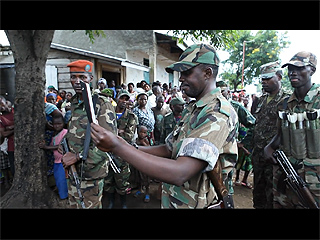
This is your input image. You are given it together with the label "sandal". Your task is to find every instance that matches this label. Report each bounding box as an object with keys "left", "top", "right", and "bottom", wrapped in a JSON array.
[
  {"left": 134, "top": 190, "right": 142, "bottom": 198},
  {"left": 241, "top": 182, "right": 253, "bottom": 189},
  {"left": 234, "top": 180, "right": 241, "bottom": 186},
  {"left": 144, "top": 194, "right": 150, "bottom": 203},
  {"left": 126, "top": 187, "right": 132, "bottom": 195}
]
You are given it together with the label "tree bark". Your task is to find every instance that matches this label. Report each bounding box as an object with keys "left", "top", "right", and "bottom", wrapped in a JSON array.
[{"left": 0, "top": 30, "right": 62, "bottom": 208}]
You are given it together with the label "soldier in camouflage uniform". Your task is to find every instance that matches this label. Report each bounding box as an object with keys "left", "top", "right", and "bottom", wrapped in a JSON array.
[
  {"left": 217, "top": 80, "right": 256, "bottom": 194},
  {"left": 252, "top": 61, "right": 291, "bottom": 209},
  {"left": 104, "top": 91, "right": 138, "bottom": 208},
  {"left": 61, "top": 60, "right": 117, "bottom": 209},
  {"left": 159, "top": 96, "right": 185, "bottom": 144},
  {"left": 264, "top": 51, "right": 320, "bottom": 208},
  {"left": 91, "top": 44, "right": 238, "bottom": 209}
]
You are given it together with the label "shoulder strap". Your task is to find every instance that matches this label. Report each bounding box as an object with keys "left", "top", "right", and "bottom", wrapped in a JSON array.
[
  {"left": 82, "top": 94, "right": 98, "bottom": 161},
  {"left": 282, "top": 96, "right": 290, "bottom": 110}
]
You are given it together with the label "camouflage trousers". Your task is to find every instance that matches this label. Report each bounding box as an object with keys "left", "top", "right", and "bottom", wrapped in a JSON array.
[
  {"left": 252, "top": 147, "right": 273, "bottom": 209},
  {"left": 104, "top": 161, "right": 130, "bottom": 195},
  {"left": 67, "top": 178, "right": 104, "bottom": 209},
  {"left": 273, "top": 158, "right": 320, "bottom": 209}
]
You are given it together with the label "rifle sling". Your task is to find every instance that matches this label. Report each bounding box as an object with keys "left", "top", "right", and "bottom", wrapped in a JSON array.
[{"left": 81, "top": 94, "right": 98, "bottom": 161}]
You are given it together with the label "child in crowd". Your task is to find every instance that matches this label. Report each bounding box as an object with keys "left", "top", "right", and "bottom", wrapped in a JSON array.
[
  {"left": 133, "top": 125, "right": 151, "bottom": 202},
  {"left": 39, "top": 115, "right": 68, "bottom": 200},
  {"left": 136, "top": 125, "right": 150, "bottom": 146}
]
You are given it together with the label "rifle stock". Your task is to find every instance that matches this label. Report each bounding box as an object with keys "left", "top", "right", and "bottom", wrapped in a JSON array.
[
  {"left": 61, "top": 138, "right": 86, "bottom": 209},
  {"left": 206, "top": 159, "right": 234, "bottom": 209}
]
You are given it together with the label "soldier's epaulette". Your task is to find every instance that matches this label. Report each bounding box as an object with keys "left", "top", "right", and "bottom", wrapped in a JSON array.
[{"left": 217, "top": 95, "right": 231, "bottom": 117}]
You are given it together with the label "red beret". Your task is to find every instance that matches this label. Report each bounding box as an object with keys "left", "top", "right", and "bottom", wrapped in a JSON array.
[{"left": 67, "top": 60, "right": 93, "bottom": 73}]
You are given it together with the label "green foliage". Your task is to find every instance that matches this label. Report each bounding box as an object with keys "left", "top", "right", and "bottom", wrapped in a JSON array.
[
  {"left": 72, "top": 30, "right": 106, "bottom": 44},
  {"left": 171, "top": 30, "right": 240, "bottom": 50},
  {"left": 221, "top": 30, "right": 291, "bottom": 91}
]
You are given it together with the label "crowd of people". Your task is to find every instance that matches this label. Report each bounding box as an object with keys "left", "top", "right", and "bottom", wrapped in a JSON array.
[{"left": 0, "top": 43, "right": 319, "bottom": 210}]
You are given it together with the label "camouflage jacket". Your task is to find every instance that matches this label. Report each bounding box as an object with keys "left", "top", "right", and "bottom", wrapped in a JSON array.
[
  {"left": 116, "top": 108, "right": 138, "bottom": 144},
  {"left": 253, "top": 89, "right": 290, "bottom": 149},
  {"left": 230, "top": 100, "right": 256, "bottom": 147},
  {"left": 162, "top": 88, "right": 238, "bottom": 208},
  {"left": 277, "top": 83, "right": 320, "bottom": 205},
  {"left": 159, "top": 112, "right": 180, "bottom": 144},
  {"left": 65, "top": 94, "right": 117, "bottom": 180}
]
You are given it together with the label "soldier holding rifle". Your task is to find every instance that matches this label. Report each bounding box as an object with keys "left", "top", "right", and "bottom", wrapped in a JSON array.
[
  {"left": 61, "top": 60, "right": 117, "bottom": 209},
  {"left": 91, "top": 44, "right": 238, "bottom": 208},
  {"left": 264, "top": 52, "right": 320, "bottom": 209}
]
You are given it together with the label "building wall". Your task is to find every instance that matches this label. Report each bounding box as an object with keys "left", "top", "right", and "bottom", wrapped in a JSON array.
[{"left": 52, "top": 30, "right": 154, "bottom": 59}]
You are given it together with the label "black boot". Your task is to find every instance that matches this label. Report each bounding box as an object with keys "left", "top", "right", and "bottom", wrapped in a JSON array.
[
  {"left": 119, "top": 194, "right": 127, "bottom": 209},
  {"left": 107, "top": 193, "right": 115, "bottom": 209}
]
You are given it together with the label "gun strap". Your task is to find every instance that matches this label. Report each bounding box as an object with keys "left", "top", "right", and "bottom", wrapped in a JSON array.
[{"left": 82, "top": 94, "right": 98, "bottom": 161}]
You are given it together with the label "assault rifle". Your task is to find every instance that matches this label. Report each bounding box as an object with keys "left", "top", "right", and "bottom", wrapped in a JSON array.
[
  {"left": 273, "top": 150, "right": 319, "bottom": 209},
  {"left": 206, "top": 160, "right": 234, "bottom": 209},
  {"left": 61, "top": 138, "right": 86, "bottom": 209}
]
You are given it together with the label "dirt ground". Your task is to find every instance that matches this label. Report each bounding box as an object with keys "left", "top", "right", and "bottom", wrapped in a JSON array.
[
  {"left": 104, "top": 170, "right": 254, "bottom": 209},
  {"left": 1, "top": 170, "right": 254, "bottom": 209}
]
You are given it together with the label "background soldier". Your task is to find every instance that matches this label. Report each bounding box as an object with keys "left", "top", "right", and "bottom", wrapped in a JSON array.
[
  {"left": 265, "top": 51, "right": 319, "bottom": 208},
  {"left": 217, "top": 80, "right": 256, "bottom": 194},
  {"left": 90, "top": 44, "right": 238, "bottom": 208},
  {"left": 61, "top": 60, "right": 117, "bottom": 209},
  {"left": 159, "top": 96, "right": 185, "bottom": 144},
  {"left": 252, "top": 61, "right": 290, "bottom": 209},
  {"left": 104, "top": 91, "right": 138, "bottom": 208}
]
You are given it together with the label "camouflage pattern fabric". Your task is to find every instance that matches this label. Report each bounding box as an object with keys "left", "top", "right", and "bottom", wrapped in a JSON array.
[
  {"left": 159, "top": 112, "right": 179, "bottom": 144},
  {"left": 162, "top": 88, "right": 238, "bottom": 208},
  {"left": 252, "top": 88, "right": 290, "bottom": 208},
  {"left": 282, "top": 51, "right": 317, "bottom": 68},
  {"left": 253, "top": 89, "right": 291, "bottom": 149},
  {"left": 68, "top": 178, "right": 104, "bottom": 209},
  {"left": 65, "top": 93, "right": 117, "bottom": 208},
  {"left": 259, "top": 61, "right": 282, "bottom": 78},
  {"left": 274, "top": 83, "right": 320, "bottom": 208},
  {"left": 104, "top": 108, "right": 138, "bottom": 195},
  {"left": 165, "top": 43, "right": 220, "bottom": 73},
  {"left": 116, "top": 108, "right": 138, "bottom": 144},
  {"left": 65, "top": 94, "right": 117, "bottom": 180}
]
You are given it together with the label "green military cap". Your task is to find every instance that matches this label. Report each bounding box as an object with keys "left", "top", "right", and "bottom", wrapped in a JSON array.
[
  {"left": 282, "top": 51, "right": 317, "bottom": 69},
  {"left": 118, "top": 90, "right": 130, "bottom": 99},
  {"left": 169, "top": 96, "right": 185, "bottom": 105},
  {"left": 165, "top": 43, "right": 220, "bottom": 73},
  {"left": 216, "top": 80, "right": 229, "bottom": 91},
  {"left": 260, "top": 61, "right": 282, "bottom": 79},
  {"left": 101, "top": 88, "right": 114, "bottom": 97}
]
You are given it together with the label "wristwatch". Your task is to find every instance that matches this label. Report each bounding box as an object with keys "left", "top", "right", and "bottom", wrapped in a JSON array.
[{"left": 76, "top": 152, "right": 83, "bottom": 161}]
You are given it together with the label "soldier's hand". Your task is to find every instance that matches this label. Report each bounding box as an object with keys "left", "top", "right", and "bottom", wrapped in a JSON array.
[
  {"left": 62, "top": 152, "right": 78, "bottom": 168},
  {"left": 91, "top": 123, "right": 120, "bottom": 152},
  {"left": 263, "top": 146, "right": 277, "bottom": 165},
  {"left": 57, "top": 143, "right": 64, "bottom": 155}
]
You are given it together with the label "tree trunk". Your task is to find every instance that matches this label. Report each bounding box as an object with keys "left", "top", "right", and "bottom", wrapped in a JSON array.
[{"left": 0, "top": 30, "right": 62, "bottom": 208}]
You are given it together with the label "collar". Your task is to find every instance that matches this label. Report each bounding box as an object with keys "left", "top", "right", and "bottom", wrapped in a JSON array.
[
  {"left": 288, "top": 83, "right": 320, "bottom": 104},
  {"left": 195, "top": 88, "right": 221, "bottom": 108}
]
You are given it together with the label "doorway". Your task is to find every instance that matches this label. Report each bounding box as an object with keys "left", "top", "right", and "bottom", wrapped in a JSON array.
[{"left": 102, "top": 71, "right": 121, "bottom": 88}]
